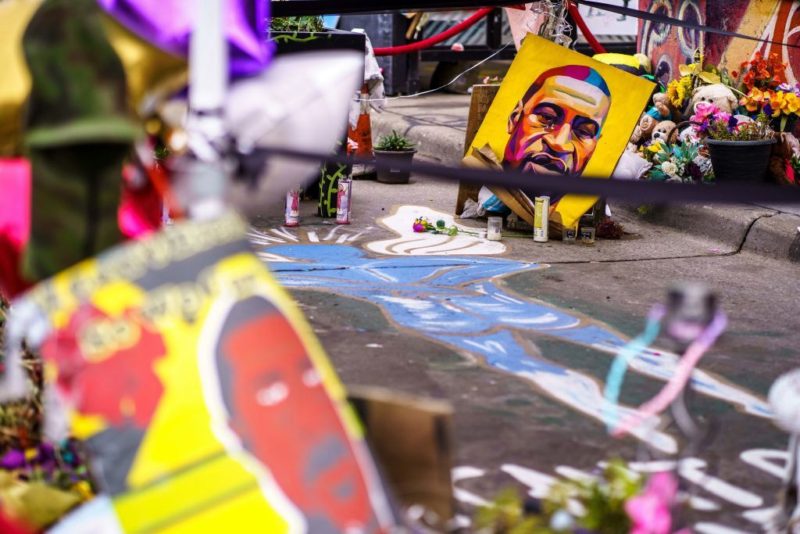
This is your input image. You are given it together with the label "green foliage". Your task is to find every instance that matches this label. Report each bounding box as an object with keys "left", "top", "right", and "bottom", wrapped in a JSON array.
[
  {"left": 154, "top": 144, "right": 170, "bottom": 161},
  {"left": 548, "top": 460, "right": 642, "bottom": 534},
  {"left": 708, "top": 112, "right": 773, "bottom": 141},
  {"left": 375, "top": 130, "right": 416, "bottom": 152},
  {"left": 792, "top": 153, "right": 800, "bottom": 173},
  {"left": 474, "top": 460, "right": 644, "bottom": 534},
  {"left": 474, "top": 488, "right": 553, "bottom": 533},
  {"left": 269, "top": 16, "right": 325, "bottom": 33},
  {"left": 645, "top": 141, "right": 714, "bottom": 183}
]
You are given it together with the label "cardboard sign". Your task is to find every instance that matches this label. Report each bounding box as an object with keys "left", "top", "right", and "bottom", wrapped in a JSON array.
[
  {"left": 11, "top": 213, "right": 394, "bottom": 532},
  {"left": 465, "top": 35, "right": 654, "bottom": 232}
]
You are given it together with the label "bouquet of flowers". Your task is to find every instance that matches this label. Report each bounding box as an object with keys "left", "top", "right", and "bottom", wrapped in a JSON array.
[
  {"left": 666, "top": 56, "right": 722, "bottom": 112},
  {"left": 412, "top": 216, "right": 459, "bottom": 236},
  {"left": 645, "top": 141, "right": 713, "bottom": 183},
  {"left": 739, "top": 82, "right": 800, "bottom": 132},
  {"left": 731, "top": 52, "right": 787, "bottom": 92},
  {"left": 690, "top": 102, "right": 731, "bottom": 136},
  {"left": 474, "top": 461, "right": 690, "bottom": 534},
  {"left": 707, "top": 112, "right": 773, "bottom": 142}
]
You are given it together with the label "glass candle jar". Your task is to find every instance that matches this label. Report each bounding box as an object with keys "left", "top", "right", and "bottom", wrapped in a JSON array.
[{"left": 487, "top": 217, "right": 502, "bottom": 241}]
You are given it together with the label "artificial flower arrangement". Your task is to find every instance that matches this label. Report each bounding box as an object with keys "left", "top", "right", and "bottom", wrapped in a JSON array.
[
  {"left": 689, "top": 102, "right": 773, "bottom": 142},
  {"left": 731, "top": 51, "right": 787, "bottom": 92},
  {"left": 739, "top": 83, "right": 800, "bottom": 133},
  {"left": 474, "top": 461, "right": 689, "bottom": 534},
  {"left": 705, "top": 111, "right": 773, "bottom": 142},
  {"left": 665, "top": 54, "right": 723, "bottom": 113},
  {"left": 644, "top": 140, "right": 713, "bottom": 183},
  {"left": 728, "top": 52, "right": 800, "bottom": 133}
]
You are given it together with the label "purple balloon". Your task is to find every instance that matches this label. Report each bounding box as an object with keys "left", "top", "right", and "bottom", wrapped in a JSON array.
[
  {"left": 97, "top": 0, "right": 273, "bottom": 77},
  {"left": 0, "top": 449, "right": 26, "bottom": 470}
]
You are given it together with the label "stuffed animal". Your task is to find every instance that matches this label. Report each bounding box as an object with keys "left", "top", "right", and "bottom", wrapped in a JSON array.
[
  {"left": 646, "top": 93, "right": 672, "bottom": 121},
  {"left": 630, "top": 113, "right": 658, "bottom": 146},
  {"left": 690, "top": 83, "right": 738, "bottom": 114},
  {"left": 770, "top": 132, "right": 800, "bottom": 185},
  {"left": 651, "top": 120, "right": 678, "bottom": 145},
  {"left": 678, "top": 125, "right": 698, "bottom": 145}
]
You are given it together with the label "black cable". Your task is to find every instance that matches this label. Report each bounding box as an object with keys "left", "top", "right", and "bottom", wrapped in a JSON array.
[
  {"left": 255, "top": 146, "right": 800, "bottom": 205},
  {"left": 575, "top": 0, "right": 800, "bottom": 49},
  {"left": 270, "top": 0, "right": 800, "bottom": 50}
]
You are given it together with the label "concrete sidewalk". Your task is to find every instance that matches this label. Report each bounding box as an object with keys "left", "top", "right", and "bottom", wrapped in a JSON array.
[{"left": 371, "top": 93, "right": 800, "bottom": 263}]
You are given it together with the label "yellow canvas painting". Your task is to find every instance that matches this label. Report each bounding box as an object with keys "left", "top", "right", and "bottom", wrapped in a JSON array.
[
  {"left": 13, "top": 214, "right": 394, "bottom": 532},
  {"left": 466, "top": 35, "right": 654, "bottom": 232}
]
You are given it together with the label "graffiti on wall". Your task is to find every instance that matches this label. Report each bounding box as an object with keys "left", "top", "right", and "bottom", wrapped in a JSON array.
[
  {"left": 638, "top": 0, "right": 706, "bottom": 87},
  {"left": 706, "top": 0, "right": 800, "bottom": 84},
  {"left": 638, "top": 0, "right": 800, "bottom": 86}
]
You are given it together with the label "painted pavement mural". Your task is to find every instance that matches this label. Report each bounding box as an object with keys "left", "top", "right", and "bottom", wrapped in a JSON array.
[{"left": 249, "top": 205, "right": 790, "bottom": 532}]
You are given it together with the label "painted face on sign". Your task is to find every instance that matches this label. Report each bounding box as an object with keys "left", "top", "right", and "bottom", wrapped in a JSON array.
[
  {"left": 504, "top": 67, "right": 610, "bottom": 177},
  {"left": 217, "top": 298, "right": 378, "bottom": 533}
]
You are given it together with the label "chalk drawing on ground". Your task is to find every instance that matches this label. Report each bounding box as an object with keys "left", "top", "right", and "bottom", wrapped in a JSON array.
[
  {"left": 255, "top": 242, "right": 772, "bottom": 454},
  {"left": 368, "top": 205, "right": 506, "bottom": 256},
  {"left": 249, "top": 205, "right": 505, "bottom": 259}
]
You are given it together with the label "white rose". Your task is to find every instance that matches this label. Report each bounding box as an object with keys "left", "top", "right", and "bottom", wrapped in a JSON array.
[{"left": 661, "top": 161, "right": 678, "bottom": 177}]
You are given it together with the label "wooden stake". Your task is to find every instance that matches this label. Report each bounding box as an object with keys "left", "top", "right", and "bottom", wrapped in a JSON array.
[{"left": 455, "top": 83, "right": 500, "bottom": 215}]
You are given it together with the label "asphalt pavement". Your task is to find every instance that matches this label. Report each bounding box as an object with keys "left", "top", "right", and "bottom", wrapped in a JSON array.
[
  {"left": 249, "top": 166, "right": 800, "bottom": 532},
  {"left": 371, "top": 93, "right": 800, "bottom": 264}
]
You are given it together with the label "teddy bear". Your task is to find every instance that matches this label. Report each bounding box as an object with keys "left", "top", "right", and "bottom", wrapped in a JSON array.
[
  {"left": 646, "top": 93, "right": 672, "bottom": 121},
  {"left": 689, "top": 83, "right": 738, "bottom": 114},
  {"left": 650, "top": 120, "right": 678, "bottom": 145},
  {"left": 770, "top": 132, "right": 800, "bottom": 185},
  {"left": 629, "top": 113, "right": 658, "bottom": 147}
]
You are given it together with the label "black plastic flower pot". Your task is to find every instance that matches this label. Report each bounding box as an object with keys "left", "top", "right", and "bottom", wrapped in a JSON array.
[
  {"left": 375, "top": 149, "right": 416, "bottom": 184},
  {"left": 706, "top": 138, "right": 775, "bottom": 182}
]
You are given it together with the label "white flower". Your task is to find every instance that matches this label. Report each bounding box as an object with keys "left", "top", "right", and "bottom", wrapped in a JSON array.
[
  {"left": 693, "top": 155, "right": 713, "bottom": 175},
  {"left": 661, "top": 160, "right": 678, "bottom": 177}
]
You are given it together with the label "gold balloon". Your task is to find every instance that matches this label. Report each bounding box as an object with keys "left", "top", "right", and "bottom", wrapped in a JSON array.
[
  {"left": 0, "top": 0, "right": 43, "bottom": 157},
  {"left": 0, "top": 1, "right": 187, "bottom": 157},
  {"left": 101, "top": 14, "right": 188, "bottom": 118}
]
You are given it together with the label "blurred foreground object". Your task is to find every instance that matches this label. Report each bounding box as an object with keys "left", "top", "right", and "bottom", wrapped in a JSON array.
[
  {"left": 4, "top": 213, "right": 396, "bottom": 531},
  {"left": 349, "top": 386, "right": 454, "bottom": 529},
  {"left": 21, "top": 0, "right": 137, "bottom": 282}
]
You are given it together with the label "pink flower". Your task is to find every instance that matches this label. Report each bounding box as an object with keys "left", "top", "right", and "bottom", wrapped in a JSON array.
[
  {"left": 714, "top": 111, "right": 731, "bottom": 124},
  {"left": 625, "top": 472, "right": 678, "bottom": 534},
  {"left": 413, "top": 223, "right": 425, "bottom": 233},
  {"left": 690, "top": 102, "right": 719, "bottom": 123}
]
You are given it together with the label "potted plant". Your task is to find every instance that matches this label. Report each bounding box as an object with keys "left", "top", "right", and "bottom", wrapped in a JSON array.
[
  {"left": 374, "top": 130, "right": 416, "bottom": 184},
  {"left": 702, "top": 109, "right": 775, "bottom": 182}
]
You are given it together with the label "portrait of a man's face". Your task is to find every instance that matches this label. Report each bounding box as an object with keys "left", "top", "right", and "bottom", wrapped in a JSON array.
[
  {"left": 465, "top": 35, "right": 653, "bottom": 234},
  {"left": 503, "top": 65, "right": 611, "bottom": 177}
]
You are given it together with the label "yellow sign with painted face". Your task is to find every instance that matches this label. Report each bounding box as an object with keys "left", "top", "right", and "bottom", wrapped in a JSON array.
[
  {"left": 466, "top": 35, "right": 654, "bottom": 232},
  {"left": 14, "top": 213, "right": 394, "bottom": 532}
]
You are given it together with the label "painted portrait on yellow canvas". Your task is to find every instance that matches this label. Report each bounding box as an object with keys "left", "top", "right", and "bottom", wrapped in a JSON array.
[{"left": 465, "top": 35, "right": 654, "bottom": 233}]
